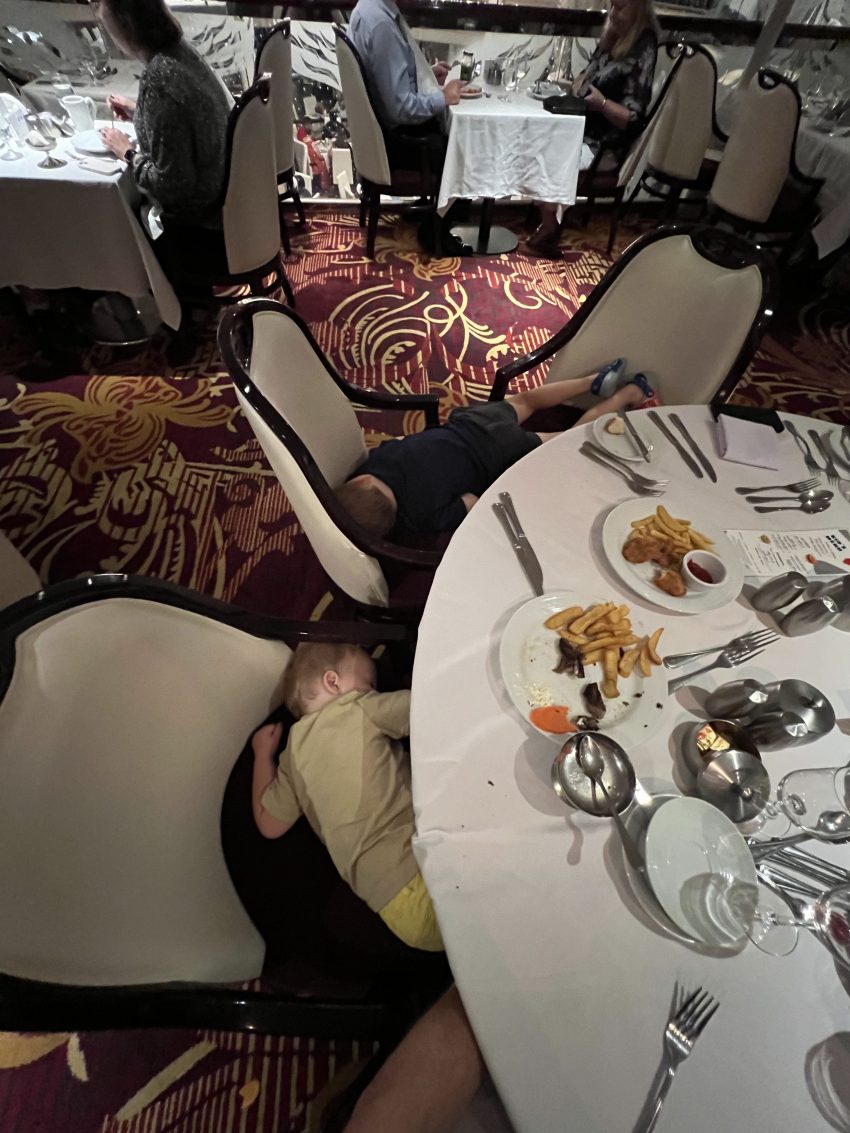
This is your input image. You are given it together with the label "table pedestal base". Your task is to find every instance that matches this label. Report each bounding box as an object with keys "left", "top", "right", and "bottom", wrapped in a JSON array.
[{"left": 451, "top": 197, "right": 518, "bottom": 256}]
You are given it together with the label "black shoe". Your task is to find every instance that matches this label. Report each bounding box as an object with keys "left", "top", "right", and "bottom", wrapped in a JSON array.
[{"left": 401, "top": 202, "right": 435, "bottom": 222}]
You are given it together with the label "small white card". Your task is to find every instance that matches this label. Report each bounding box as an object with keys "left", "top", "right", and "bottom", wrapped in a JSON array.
[
  {"left": 726, "top": 527, "right": 850, "bottom": 577},
  {"left": 716, "top": 416, "right": 782, "bottom": 470}
]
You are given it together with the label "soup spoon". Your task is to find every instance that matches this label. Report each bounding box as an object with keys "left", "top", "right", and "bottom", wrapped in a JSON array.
[{"left": 754, "top": 498, "right": 832, "bottom": 515}]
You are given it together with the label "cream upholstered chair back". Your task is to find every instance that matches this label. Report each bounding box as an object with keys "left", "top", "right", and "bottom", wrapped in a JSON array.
[
  {"left": 222, "top": 75, "right": 281, "bottom": 275},
  {"left": 710, "top": 70, "right": 800, "bottom": 224},
  {"left": 222, "top": 302, "right": 389, "bottom": 608},
  {"left": 543, "top": 229, "right": 768, "bottom": 405},
  {"left": 648, "top": 46, "right": 717, "bottom": 181},
  {"left": 0, "top": 590, "right": 284, "bottom": 985},
  {"left": 256, "top": 20, "right": 295, "bottom": 178},
  {"left": 334, "top": 25, "right": 391, "bottom": 187},
  {"left": 617, "top": 46, "right": 685, "bottom": 189},
  {"left": 0, "top": 533, "right": 39, "bottom": 609}
]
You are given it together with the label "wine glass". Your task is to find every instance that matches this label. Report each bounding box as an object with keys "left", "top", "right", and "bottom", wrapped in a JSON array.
[
  {"left": 0, "top": 119, "right": 23, "bottom": 162},
  {"left": 747, "top": 880, "right": 800, "bottom": 957},
  {"left": 33, "top": 117, "right": 66, "bottom": 170},
  {"left": 778, "top": 763, "right": 850, "bottom": 835}
]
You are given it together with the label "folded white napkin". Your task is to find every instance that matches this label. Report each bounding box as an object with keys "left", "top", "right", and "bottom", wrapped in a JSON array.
[
  {"left": 715, "top": 415, "right": 783, "bottom": 470},
  {"left": 76, "top": 156, "right": 121, "bottom": 176}
]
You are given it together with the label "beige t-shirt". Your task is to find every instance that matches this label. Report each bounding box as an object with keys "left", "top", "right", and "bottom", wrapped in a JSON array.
[{"left": 261, "top": 689, "right": 419, "bottom": 912}]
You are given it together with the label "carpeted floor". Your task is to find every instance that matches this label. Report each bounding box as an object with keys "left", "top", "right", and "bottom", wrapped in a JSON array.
[{"left": 0, "top": 206, "right": 848, "bottom": 1133}]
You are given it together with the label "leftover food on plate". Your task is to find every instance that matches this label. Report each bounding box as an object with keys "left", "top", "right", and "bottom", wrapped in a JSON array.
[
  {"left": 622, "top": 506, "right": 716, "bottom": 597},
  {"left": 606, "top": 416, "right": 626, "bottom": 435},
  {"left": 528, "top": 599, "right": 664, "bottom": 731}
]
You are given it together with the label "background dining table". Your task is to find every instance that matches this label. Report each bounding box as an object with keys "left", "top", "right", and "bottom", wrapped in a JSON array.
[
  {"left": 438, "top": 89, "right": 586, "bottom": 255},
  {"left": 0, "top": 122, "right": 180, "bottom": 331},
  {"left": 411, "top": 405, "right": 850, "bottom": 1133}
]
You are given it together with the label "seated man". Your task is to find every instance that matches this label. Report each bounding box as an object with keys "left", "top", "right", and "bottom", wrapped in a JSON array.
[
  {"left": 348, "top": 0, "right": 464, "bottom": 174},
  {"left": 335, "top": 364, "right": 656, "bottom": 537}
]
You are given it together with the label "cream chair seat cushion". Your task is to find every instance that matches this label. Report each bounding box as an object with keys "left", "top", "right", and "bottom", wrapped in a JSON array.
[
  {"left": 0, "top": 533, "right": 39, "bottom": 610},
  {"left": 0, "top": 599, "right": 287, "bottom": 985}
]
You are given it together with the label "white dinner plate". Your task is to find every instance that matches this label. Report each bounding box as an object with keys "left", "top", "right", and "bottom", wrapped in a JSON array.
[
  {"left": 644, "top": 796, "right": 757, "bottom": 947},
  {"left": 498, "top": 590, "right": 667, "bottom": 745},
  {"left": 601, "top": 498, "right": 744, "bottom": 614},
  {"left": 459, "top": 87, "right": 483, "bottom": 99},
  {"left": 74, "top": 125, "right": 135, "bottom": 156},
  {"left": 592, "top": 412, "right": 656, "bottom": 464}
]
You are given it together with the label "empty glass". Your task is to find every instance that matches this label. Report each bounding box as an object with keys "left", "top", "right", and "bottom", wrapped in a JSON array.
[
  {"left": 0, "top": 119, "right": 23, "bottom": 161},
  {"left": 778, "top": 763, "right": 850, "bottom": 834}
]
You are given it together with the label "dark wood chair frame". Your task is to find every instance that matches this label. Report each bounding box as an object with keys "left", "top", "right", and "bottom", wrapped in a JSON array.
[
  {"left": 217, "top": 299, "right": 444, "bottom": 620},
  {"left": 333, "top": 24, "right": 440, "bottom": 259},
  {"left": 254, "top": 19, "right": 307, "bottom": 258},
  {"left": 487, "top": 222, "right": 779, "bottom": 405},
  {"left": 176, "top": 75, "right": 295, "bottom": 308},
  {"left": 0, "top": 572, "right": 428, "bottom": 1039},
  {"left": 627, "top": 41, "right": 729, "bottom": 221},
  {"left": 705, "top": 69, "right": 825, "bottom": 262}
]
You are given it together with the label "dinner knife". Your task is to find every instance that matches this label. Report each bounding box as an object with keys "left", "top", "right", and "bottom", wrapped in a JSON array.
[
  {"left": 646, "top": 410, "right": 703, "bottom": 479},
  {"left": 499, "top": 491, "right": 545, "bottom": 596},
  {"left": 668, "top": 412, "right": 717, "bottom": 482},
  {"left": 618, "top": 409, "right": 651, "bottom": 463},
  {"left": 810, "top": 430, "right": 840, "bottom": 482},
  {"left": 492, "top": 502, "right": 544, "bottom": 597}
]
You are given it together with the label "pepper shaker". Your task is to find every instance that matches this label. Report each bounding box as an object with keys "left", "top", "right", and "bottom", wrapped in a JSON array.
[{"left": 750, "top": 572, "right": 809, "bottom": 612}]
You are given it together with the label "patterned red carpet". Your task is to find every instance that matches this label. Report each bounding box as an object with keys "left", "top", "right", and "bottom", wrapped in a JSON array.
[{"left": 0, "top": 207, "right": 848, "bottom": 1133}]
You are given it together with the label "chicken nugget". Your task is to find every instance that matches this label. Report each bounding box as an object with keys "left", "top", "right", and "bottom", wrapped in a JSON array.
[{"left": 654, "top": 568, "right": 687, "bottom": 598}]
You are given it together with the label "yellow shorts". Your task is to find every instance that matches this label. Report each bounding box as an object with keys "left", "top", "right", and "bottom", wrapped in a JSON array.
[{"left": 378, "top": 872, "right": 444, "bottom": 952}]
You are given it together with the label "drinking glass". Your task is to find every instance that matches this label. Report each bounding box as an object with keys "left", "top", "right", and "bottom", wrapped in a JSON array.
[
  {"left": 777, "top": 763, "right": 850, "bottom": 834},
  {"left": 747, "top": 884, "right": 800, "bottom": 957},
  {"left": 0, "top": 120, "right": 23, "bottom": 162}
]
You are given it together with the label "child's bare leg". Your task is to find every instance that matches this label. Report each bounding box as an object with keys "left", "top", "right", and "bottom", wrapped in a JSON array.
[
  {"left": 506, "top": 373, "right": 602, "bottom": 423},
  {"left": 343, "top": 985, "right": 484, "bottom": 1133},
  {"left": 574, "top": 382, "right": 645, "bottom": 427}
]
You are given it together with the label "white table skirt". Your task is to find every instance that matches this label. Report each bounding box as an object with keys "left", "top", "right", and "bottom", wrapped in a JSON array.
[
  {"left": 411, "top": 406, "right": 850, "bottom": 1133},
  {"left": 0, "top": 125, "right": 180, "bottom": 330},
  {"left": 796, "top": 123, "right": 850, "bottom": 257},
  {"left": 438, "top": 94, "right": 586, "bottom": 212}
]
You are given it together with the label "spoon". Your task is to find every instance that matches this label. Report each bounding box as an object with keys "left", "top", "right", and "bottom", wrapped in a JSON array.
[
  {"left": 746, "top": 490, "right": 834, "bottom": 505},
  {"left": 577, "top": 735, "right": 646, "bottom": 875},
  {"left": 750, "top": 810, "right": 850, "bottom": 862},
  {"left": 754, "top": 499, "right": 832, "bottom": 515}
]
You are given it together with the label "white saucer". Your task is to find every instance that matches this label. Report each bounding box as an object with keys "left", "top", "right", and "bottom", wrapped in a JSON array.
[{"left": 592, "top": 412, "right": 656, "bottom": 464}]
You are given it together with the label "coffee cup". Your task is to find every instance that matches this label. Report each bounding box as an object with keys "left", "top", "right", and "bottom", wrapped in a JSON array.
[{"left": 61, "top": 94, "right": 96, "bottom": 133}]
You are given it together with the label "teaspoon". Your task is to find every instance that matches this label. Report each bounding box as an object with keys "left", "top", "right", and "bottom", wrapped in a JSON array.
[
  {"left": 747, "top": 489, "right": 833, "bottom": 505},
  {"left": 754, "top": 499, "right": 832, "bottom": 515},
  {"left": 577, "top": 735, "right": 646, "bottom": 876}
]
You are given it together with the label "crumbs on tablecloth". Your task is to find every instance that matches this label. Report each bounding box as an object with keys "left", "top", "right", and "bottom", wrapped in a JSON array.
[
  {"left": 656, "top": 703, "right": 663, "bottom": 709},
  {"left": 487, "top": 780, "right": 494, "bottom": 786}
]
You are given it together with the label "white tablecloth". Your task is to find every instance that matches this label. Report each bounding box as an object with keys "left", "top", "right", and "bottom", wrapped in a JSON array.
[
  {"left": 796, "top": 122, "right": 850, "bottom": 257},
  {"left": 438, "top": 93, "right": 586, "bottom": 212},
  {"left": 411, "top": 406, "right": 850, "bottom": 1133},
  {"left": 0, "top": 124, "right": 180, "bottom": 330}
]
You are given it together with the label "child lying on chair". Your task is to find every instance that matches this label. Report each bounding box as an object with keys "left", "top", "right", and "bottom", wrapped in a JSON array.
[
  {"left": 251, "top": 642, "right": 442, "bottom": 952},
  {"left": 334, "top": 362, "right": 657, "bottom": 538}
]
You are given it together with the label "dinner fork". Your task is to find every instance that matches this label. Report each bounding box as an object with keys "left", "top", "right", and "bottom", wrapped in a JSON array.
[
  {"left": 667, "top": 641, "right": 768, "bottom": 694},
  {"left": 785, "top": 421, "right": 823, "bottom": 479},
  {"left": 663, "top": 628, "right": 778, "bottom": 669},
  {"left": 636, "top": 987, "right": 719, "bottom": 1133},
  {"left": 581, "top": 441, "right": 669, "bottom": 490},
  {"left": 810, "top": 431, "right": 840, "bottom": 487},
  {"left": 579, "top": 443, "right": 665, "bottom": 497},
  {"left": 734, "top": 477, "right": 819, "bottom": 495}
]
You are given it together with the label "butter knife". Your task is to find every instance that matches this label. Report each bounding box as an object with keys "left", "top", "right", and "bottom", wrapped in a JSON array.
[
  {"left": 618, "top": 409, "right": 651, "bottom": 463},
  {"left": 646, "top": 410, "right": 703, "bottom": 479},
  {"left": 493, "top": 501, "right": 544, "bottom": 597},
  {"left": 499, "top": 491, "right": 544, "bottom": 596},
  {"left": 668, "top": 413, "right": 717, "bottom": 482}
]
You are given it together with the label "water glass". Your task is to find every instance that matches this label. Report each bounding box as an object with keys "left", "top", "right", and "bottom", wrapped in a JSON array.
[{"left": 778, "top": 763, "right": 850, "bottom": 834}]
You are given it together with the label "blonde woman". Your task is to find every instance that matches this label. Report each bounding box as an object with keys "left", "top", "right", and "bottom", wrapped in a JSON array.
[{"left": 528, "top": 0, "right": 659, "bottom": 256}]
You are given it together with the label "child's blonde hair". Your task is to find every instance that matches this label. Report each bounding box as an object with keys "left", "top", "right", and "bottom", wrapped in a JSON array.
[{"left": 282, "top": 642, "right": 361, "bottom": 718}]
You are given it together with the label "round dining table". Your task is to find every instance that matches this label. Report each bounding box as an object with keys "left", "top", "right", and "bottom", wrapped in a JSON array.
[{"left": 411, "top": 404, "right": 850, "bottom": 1133}]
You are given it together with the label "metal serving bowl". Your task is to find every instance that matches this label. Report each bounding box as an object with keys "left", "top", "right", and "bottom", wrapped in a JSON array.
[
  {"left": 551, "top": 732, "right": 636, "bottom": 816},
  {"left": 681, "top": 718, "right": 761, "bottom": 778}
]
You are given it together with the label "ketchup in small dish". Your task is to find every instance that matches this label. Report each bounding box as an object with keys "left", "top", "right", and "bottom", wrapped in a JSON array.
[
  {"left": 687, "top": 560, "right": 714, "bottom": 584},
  {"left": 682, "top": 549, "right": 727, "bottom": 593}
]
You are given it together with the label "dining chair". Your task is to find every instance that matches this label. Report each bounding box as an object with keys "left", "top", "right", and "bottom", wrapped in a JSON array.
[
  {"left": 333, "top": 25, "right": 438, "bottom": 258},
  {"left": 177, "top": 74, "right": 295, "bottom": 308},
  {"left": 0, "top": 573, "right": 446, "bottom": 1037},
  {"left": 488, "top": 223, "right": 777, "bottom": 407},
  {"left": 626, "top": 42, "right": 727, "bottom": 220},
  {"left": 255, "top": 19, "right": 306, "bottom": 256},
  {"left": 707, "top": 70, "right": 824, "bottom": 258},
  {"left": 0, "top": 532, "right": 39, "bottom": 610},
  {"left": 217, "top": 299, "right": 444, "bottom": 619}
]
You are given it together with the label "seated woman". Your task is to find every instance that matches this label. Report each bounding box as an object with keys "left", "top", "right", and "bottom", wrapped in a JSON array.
[
  {"left": 95, "top": 0, "right": 232, "bottom": 282},
  {"left": 528, "top": 0, "right": 659, "bottom": 257}
]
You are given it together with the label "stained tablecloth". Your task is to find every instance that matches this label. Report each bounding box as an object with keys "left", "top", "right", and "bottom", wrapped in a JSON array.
[
  {"left": 411, "top": 405, "right": 850, "bottom": 1133},
  {"left": 0, "top": 124, "right": 180, "bottom": 330},
  {"left": 438, "top": 93, "right": 586, "bottom": 212}
]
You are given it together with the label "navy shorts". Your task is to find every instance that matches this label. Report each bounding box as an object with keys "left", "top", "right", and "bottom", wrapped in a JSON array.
[{"left": 446, "top": 401, "right": 541, "bottom": 483}]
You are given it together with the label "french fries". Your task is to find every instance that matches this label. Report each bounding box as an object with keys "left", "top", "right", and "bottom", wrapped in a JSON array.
[
  {"left": 542, "top": 600, "right": 664, "bottom": 701},
  {"left": 626, "top": 506, "right": 713, "bottom": 557}
]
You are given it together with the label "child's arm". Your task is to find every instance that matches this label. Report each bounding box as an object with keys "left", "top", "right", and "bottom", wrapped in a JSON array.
[
  {"left": 251, "top": 723, "right": 298, "bottom": 839},
  {"left": 359, "top": 689, "right": 411, "bottom": 739}
]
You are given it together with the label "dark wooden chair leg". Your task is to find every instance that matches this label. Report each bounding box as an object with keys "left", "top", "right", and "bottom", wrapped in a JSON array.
[
  {"left": 279, "top": 202, "right": 292, "bottom": 256},
  {"left": 662, "top": 185, "right": 682, "bottom": 222},
  {"left": 290, "top": 180, "right": 306, "bottom": 227},
  {"left": 278, "top": 257, "right": 296, "bottom": 308},
  {"left": 607, "top": 188, "right": 625, "bottom": 255},
  {"left": 359, "top": 181, "right": 368, "bottom": 228},
  {"left": 366, "top": 188, "right": 380, "bottom": 259}
]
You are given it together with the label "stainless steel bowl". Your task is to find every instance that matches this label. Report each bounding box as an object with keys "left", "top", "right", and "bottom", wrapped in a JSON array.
[
  {"left": 551, "top": 732, "right": 636, "bottom": 816},
  {"left": 681, "top": 718, "right": 761, "bottom": 778},
  {"left": 696, "top": 749, "right": 771, "bottom": 823}
]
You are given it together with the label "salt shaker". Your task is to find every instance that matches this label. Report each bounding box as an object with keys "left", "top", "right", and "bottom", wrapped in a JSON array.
[
  {"left": 750, "top": 572, "right": 809, "bottom": 612},
  {"left": 779, "top": 595, "right": 840, "bottom": 636}
]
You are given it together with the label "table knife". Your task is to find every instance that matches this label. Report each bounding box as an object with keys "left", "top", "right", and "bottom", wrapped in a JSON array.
[
  {"left": 646, "top": 410, "right": 703, "bottom": 479},
  {"left": 668, "top": 412, "right": 717, "bottom": 482},
  {"left": 618, "top": 409, "right": 651, "bottom": 463},
  {"left": 499, "top": 491, "right": 544, "bottom": 596},
  {"left": 492, "top": 502, "right": 544, "bottom": 597},
  {"left": 810, "top": 430, "right": 840, "bottom": 482}
]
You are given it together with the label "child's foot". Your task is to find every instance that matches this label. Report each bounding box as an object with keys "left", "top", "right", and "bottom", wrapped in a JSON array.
[
  {"left": 590, "top": 358, "right": 626, "bottom": 398},
  {"left": 252, "top": 721, "right": 283, "bottom": 759},
  {"left": 626, "top": 372, "right": 656, "bottom": 403}
]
